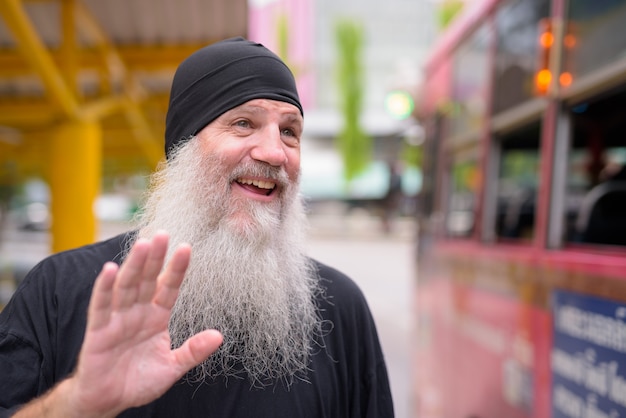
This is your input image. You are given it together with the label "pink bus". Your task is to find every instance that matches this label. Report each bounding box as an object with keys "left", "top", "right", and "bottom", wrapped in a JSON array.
[{"left": 415, "top": 0, "right": 626, "bottom": 417}]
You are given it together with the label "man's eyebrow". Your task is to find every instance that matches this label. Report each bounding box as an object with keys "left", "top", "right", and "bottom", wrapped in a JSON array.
[{"left": 283, "top": 113, "right": 303, "bottom": 124}]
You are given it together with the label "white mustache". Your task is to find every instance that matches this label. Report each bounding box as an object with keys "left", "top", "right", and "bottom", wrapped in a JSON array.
[{"left": 133, "top": 138, "right": 322, "bottom": 388}]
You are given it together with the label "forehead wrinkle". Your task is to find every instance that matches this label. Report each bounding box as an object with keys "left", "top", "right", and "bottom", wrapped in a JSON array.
[
  {"left": 224, "top": 106, "right": 304, "bottom": 135},
  {"left": 232, "top": 101, "right": 302, "bottom": 118}
]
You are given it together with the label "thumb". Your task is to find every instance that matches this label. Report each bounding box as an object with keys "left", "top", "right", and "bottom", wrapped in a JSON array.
[{"left": 174, "top": 329, "right": 223, "bottom": 373}]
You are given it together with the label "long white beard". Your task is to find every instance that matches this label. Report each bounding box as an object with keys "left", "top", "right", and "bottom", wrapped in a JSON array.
[{"left": 132, "top": 138, "right": 324, "bottom": 386}]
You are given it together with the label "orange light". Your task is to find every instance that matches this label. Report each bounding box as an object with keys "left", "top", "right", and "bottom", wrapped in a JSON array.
[
  {"left": 564, "top": 34, "right": 576, "bottom": 48},
  {"left": 535, "top": 19, "right": 554, "bottom": 95},
  {"left": 539, "top": 32, "right": 554, "bottom": 48},
  {"left": 536, "top": 69, "right": 552, "bottom": 85},
  {"left": 560, "top": 72, "right": 573, "bottom": 87},
  {"left": 535, "top": 69, "right": 552, "bottom": 94}
]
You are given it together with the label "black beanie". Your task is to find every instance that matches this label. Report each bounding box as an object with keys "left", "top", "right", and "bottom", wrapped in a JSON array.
[{"left": 164, "top": 37, "right": 303, "bottom": 159}]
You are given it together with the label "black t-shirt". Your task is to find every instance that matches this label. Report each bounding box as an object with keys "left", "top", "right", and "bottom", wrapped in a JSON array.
[{"left": 0, "top": 233, "right": 394, "bottom": 417}]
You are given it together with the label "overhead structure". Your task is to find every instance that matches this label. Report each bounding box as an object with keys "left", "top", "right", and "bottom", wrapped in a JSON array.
[{"left": 0, "top": 0, "right": 248, "bottom": 252}]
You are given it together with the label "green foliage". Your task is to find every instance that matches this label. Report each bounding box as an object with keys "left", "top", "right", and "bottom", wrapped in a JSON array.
[
  {"left": 502, "top": 150, "right": 540, "bottom": 188},
  {"left": 335, "top": 19, "right": 372, "bottom": 183},
  {"left": 452, "top": 160, "right": 477, "bottom": 192},
  {"left": 401, "top": 143, "right": 423, "bottom": 169},
  {"left": 437, "top": 0, "right": 464, "bottom": 29},
  {"left": 276, "top": 14, "right": 289, "bottom": 62},
  {"left": 274, "top": 13, "right": 301, "bottom": 78}
]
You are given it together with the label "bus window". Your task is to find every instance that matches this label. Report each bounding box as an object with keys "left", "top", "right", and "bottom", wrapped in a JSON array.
[
  {"left": 495, "top": 122, "right": 541, "bottom": 241},
  {"left": 493, "top": 0, "right": 550, "bottom": 114},
  {"left": 449, "top": 24, "right": 490, "bottom": 139},
  {"left": 567, "top": 0, "right": 626, "bottom": 84},
  {"left": 446, "top": 149, "right": 479, "bottom": 237},
  {"left": 566, "top": 88, "right": 626, "bottom": 247}
]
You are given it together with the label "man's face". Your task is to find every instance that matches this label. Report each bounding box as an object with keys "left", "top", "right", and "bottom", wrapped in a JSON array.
[
  {"left": 137, "top": 98, "right": 318, "bottom": 385},
  {"left": 195, "top": 98, "right": 303, "bottom": 204}
]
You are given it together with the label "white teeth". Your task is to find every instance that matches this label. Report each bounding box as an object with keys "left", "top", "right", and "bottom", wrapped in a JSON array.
[{"left": 237, "top": 178, "right": 276, "bottom": 189}]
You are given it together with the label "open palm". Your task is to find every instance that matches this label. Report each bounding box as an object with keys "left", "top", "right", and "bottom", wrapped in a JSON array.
[{"left": 67, "top": 232, "right": 223, "bottom": 417}]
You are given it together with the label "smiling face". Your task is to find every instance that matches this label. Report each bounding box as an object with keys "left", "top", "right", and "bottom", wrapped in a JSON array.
[
  {"left": 196, "top": 98, "right": 303, "bottom": 203},
  {"left": 134, "top": 97, "right": 320, "bottom": 386}
]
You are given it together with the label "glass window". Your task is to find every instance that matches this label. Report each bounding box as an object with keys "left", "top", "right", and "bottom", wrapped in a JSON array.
[
  {"left": 447, "top": 23, "right": 491, "bottom": 139},
  {"left": 566, "top": 0, "right": 626, "bottom": 83},
  {"left": 565, "top": 87, "right": 626, "bottom": 247},
  {"left": 446, "top": 148, "right": 480, "bottom": 238},
  {"left": 492, "top": 0, "right": 550, "bottom": 114},
  {"left": 495, "top": 122, "right": 541, "bottom": 241}
]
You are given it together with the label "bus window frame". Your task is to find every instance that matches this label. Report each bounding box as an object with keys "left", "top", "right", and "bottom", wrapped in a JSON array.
[
  {"left": 560, "top": 57, "right": 626, "bottom": 106},
  {"left": 420, "top": 0, "right": 626, "bottom": 254},
  {"left": 546, "top": 103, "right": 571, "bottom": 249}
]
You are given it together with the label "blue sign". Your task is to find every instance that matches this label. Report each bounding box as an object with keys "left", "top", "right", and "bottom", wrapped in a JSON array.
[{"left": 552, "top": 289, "right": 626, "bottom": 418}]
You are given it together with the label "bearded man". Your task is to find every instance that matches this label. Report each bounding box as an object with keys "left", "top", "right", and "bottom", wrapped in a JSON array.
[{"left": 0, "top": 38, "right": 394, "bottom": 418}]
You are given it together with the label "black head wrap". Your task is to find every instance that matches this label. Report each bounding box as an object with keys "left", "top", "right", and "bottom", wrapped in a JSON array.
[{"left": 164, "top": 37, "right": 303, "bottom": 159}]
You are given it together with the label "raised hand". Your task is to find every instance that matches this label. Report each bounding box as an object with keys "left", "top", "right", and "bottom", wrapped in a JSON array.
[{"left": 16, "top": 231, "right": 223, "bottom": 418}]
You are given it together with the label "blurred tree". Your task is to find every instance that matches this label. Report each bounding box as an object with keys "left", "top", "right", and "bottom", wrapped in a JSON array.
[
  {"left": 276, "top": 13, "right": 290, "bottom": 67},
  {"left": 402, "top": 142, "right": 423, "bottom": 169},
  {"left": 437, "top": 0, "right": 464, "bottom": 29},
  {"left": 335, "top": 19, "right": 372, "bottom": 183},
  {"left": 274, "top": 13, "right": 302, "bottom": 77}
]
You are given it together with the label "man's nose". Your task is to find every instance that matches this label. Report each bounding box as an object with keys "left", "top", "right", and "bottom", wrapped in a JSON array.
[{"left": 250, "top": 127, "right": 288, "bottom": 167}]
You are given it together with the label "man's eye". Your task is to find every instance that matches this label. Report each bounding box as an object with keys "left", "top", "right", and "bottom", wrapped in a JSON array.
[
  {"left": 234, "top": 120, "right": 250, "bottom": 128},
  {"left": 281, "top": 129, "right": 300, "bottom": 146}
]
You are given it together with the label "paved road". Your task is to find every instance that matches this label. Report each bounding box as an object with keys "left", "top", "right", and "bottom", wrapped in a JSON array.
[{"left": 306, "top": 220, "right": 417, "bottom": 418}]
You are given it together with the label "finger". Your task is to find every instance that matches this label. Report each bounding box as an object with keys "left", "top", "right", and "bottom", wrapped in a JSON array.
[
  {"left": 153, "top": 243, "right": 191, "bottom": 310},
  {"left": 137, "top": 231, "right": 170, "bottom": 304},
  {"left": 173, "top": 329, "right": 223, "bottom": 375},
  {"left": 112, "top": 238, "right": 151, "bottom": 310},
  {"left": 87, "top": 262, "right": 118, "bottom": 331}
]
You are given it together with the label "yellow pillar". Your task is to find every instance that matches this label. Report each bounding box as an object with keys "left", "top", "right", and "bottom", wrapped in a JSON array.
[{"left": 49, "top": 120, "right": 102, "bottom": 253}]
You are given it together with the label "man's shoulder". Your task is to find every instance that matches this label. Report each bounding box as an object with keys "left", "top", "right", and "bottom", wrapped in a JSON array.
[
  {"left": 41, "top": 231, "right": 134, "bottom": 269},
  {"left": 310, "top": 258, "right": 370, "bottom": 315},
  {"left": 311, "top": 259, "right": 361, "bottom": 294},
  {"left": 18, "top": 232, "right": 134, "bottom": 292}
]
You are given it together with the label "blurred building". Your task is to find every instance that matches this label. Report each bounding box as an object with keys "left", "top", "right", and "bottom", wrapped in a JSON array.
[
  {"left": 0, "top": 0, "right": 438, "bottom": 251},
  {"left": 0, "top": 0, "right": 249, "bottom": 252},
  {"left": 249, "top": 0, "right": 437, "bottom": 204}
]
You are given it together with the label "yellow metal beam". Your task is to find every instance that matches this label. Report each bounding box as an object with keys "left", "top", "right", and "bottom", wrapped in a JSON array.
[
  {"left": 78, "top": 95, "right": 127, "bottom": 121},
  {"left": 49, "top": 120, "right": 102, "bottom": 252},
  {"left": 75, "top": 1, "right": 140, "bottom": 99},
  {"left": 75, "top": 2, "right": 163, "bottom": 168},
  {"left": 122, "top": 98, "right": 164, "bottom": 169},
  {"left": 0, "top": 3, "right": 165, "bottom": 168},
  {"left": 0, "top": 91, "right": 168, "bottom": 127},
  {"left": 0, "top": 0, "right": 80, "bottom": 118},
  {"left": 60, "top": 0, "right": 79, "bottom": 98},
  {"left": 0, "top": 44, "right": 215, "bottom": 75},
  {"left": 0, "top": 95, "right": 129, "bottom": 127},
  {"left": 0, "top": 100, "right": 60, "bottom": 126}
]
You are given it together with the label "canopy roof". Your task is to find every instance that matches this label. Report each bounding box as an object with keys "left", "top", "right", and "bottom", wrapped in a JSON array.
[{"left": 0, "top": 0, "right": 248, "bottom": 175}]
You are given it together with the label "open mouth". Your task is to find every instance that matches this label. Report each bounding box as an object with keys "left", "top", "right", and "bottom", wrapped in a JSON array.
[{"left": 236, "top": 178, "right": 276, "bottom": 196}]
